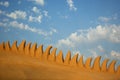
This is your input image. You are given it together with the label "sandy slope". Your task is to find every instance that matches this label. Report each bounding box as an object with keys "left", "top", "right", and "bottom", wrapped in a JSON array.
[{"left": 0, "top": 51, "right": 119, "bottom": 80}]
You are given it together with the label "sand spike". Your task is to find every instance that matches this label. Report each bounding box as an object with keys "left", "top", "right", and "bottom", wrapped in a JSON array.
[
  {"left": 56, "top": 50, "right": 64, "bottom": 64},
  {"left": 78, "top": 55, "right": 84, "bottom": 69},
  {"left": 117, "top": 65, "right": 120, "bottom": 74},
  {"left": 0, "top": 42, "right": 5, "bottom": 51},
  {"left": 36, "top": 45, "right": 43, "bottom": 58},
  {"left": 64, "top": 50, "right": 71, "bottom": 65},
  {"left": 5, "top": 41, "right": 11, "bottom": 51},
  {"left": 70, "top": 54, "right": 78, "bottom": 66},
  {"left": 108, "top": 60, "right": 116, "bottom": 73},
  {"left": 30, "top": 43, "right": 37, "bottom": 57},
  {"left": 92, "top": 56, "right": 101, "bottom": 72},
  {"left": 101, "top": 59, "right": 109, "bottom": 72},
  {"left": 85, "top": 57, "right": 92, "bottom": 70},
  {"left": 18, "top": 40, "right": 26, "bottom": 53},
  {"left": 48, "top": 48, "right": 57, "bottom": 62},
  {"left": 25, "top": 42, "right": 31, "bottom": 55},
  {"left": 43, "top": 46, "right": 52, "bottom": 60},
  {"left": 11, "top": 41, "right": 18, "bottom": 53}
]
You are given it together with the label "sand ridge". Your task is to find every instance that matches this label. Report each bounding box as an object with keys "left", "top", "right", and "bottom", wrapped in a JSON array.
[{"left": 0, "top": 40, "right": 120, "bottom": 80}]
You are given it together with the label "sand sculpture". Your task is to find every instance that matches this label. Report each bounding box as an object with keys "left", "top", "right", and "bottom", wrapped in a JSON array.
[{"left": 0, "top": 40, "right": 120, "bottom": 80}]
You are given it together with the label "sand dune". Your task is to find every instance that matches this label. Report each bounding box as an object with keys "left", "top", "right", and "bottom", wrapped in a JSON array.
[{"left": 0, "top": 40, "right": 120, "bottom": 80}]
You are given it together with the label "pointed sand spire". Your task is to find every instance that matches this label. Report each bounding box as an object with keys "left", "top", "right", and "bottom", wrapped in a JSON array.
[
  {"left": 56, "top": 50, "right": 64, "bottom": 64},
  {"left": 5, "top": 41, "right": 11, "bottom": 51},
  {"left": 18, "top": 40, "right": 26, "bottom": 54},
  {"left": 85, "top": 57, "right": 92, "bottom": 70},
  {"left": 78, "top": 55, "right": 85, "bottom": 69},
  {"left": 117, "top": 65, "right": 120, "bottom": 74},
  {"left": 48, "top": 48, "right": 57, "bottom": 62},
  {"left": 101, "top": 59, "right": 109, "bottom": 72},
  {"left": 11, "top": 41, "right": 18, "bottom": 53},
  {"left": 30, "top": 43, "right": 37, "bottom": 57},
  {"left": 108, "top": 60, "right": 116, "bottom": 73},
  {"left": 25, "top": 42, "right": 31, "bottom": 55},
  {"left": 36, "top": 45, "right": 43, "bottom": 58},
  {"left": 92, "top": 56, "right": 101, "bottom": 72},
  {"left": 70, "top": 54, "right": 78, "bottom": 66},
  {"left": 64, "top": 50, "right": 71, "bottom": 65},
  {"left": 43, "top": 46, "right": 52, "bottom": 60},
  {"left": 0, "top": 42, "right": 5, "bottom": 51}
]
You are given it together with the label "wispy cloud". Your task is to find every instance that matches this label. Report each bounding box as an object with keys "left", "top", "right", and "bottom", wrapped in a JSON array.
[
  {"left": 0, "top": 22, "right": 7, "bottom": 27},
  {"left": 0, "top": 1, "right": 9, "bottom": 7},
  {"left": 31, "top": 0, "right": 44, "bottom": 6},
  {"left": 29, "top": 15, "right": 42, "bottom": 23},
  {"left": 98, "top": 14, "right": 118, "bottom": 22},
  {"left": 0, "top": 9, "right": 5, "bottom": 14},
  {"left": 9, "top": 21, "right": 57, "bottom": 36},
  {"left": 43, "top": 10, "right": 50, "bottom": 18},
  {"left": 98, "top": 16, "right": 111, "bottom": 22},
  {"left": 88, "top": 49, "right": 98, "bottom": 58},
  {"left": 29, "top": 7, "right": 50, "bottom": 23},
  {"left": 97, "top": 45, "right": 105, "bottom": 52},
  {"left": 7, "top": 10, "right": 27, "bottom": 19},
  {"left": 67, "top": 0, "right": 77, "bottom": 11}
]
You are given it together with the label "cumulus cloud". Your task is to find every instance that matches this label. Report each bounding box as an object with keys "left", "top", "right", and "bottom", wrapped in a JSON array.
[
  {"left": 67, "top": 0, "right": 77, "bottom": 11},
  {"left": 32, "top": 6, "right": 39, "bottom": 13},
  {"left": 57, "top": 24, "right": 120, "bottom": 48},
  {"left": 33, "top": 0, "right": 44, "bottom": 6},
  {"left": 7, "top": 10, "right": 27, "bottom": 19},
  {"left": 0, "top": 1, "right": 9, "bottom": 7},
  {"left": 111, "top": 50, "right": 120, "bottom": 59},
  {"left": 9, "top": 21, "right": 56, "bottom": 36},
  {"left": 29, "top": 15, "right": 42, "bottom": 23}
]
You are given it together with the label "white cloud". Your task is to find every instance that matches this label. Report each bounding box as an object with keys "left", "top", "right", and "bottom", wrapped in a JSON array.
[
  {"left": 0, "top": 10, "right": 4, "bottom": 14},
  {"left": 57, "top": 24, "right": 120, "bottom": 48},
  {"left": 9, "top": 21, "right": 57, "bottom": 36},
  {"left": 88, "top": 49, "right": 98, "bottom": 58},
  {"left": 34, "top": 0, "right": 44, "bottom": 6},
  {"left": 43, "top": 10, "right": 48, "bottom": 17},
  {"left": 98, "top": 16, "right": 111, "bottom": 22},
  {"left": 0, "top": 22, "right": 7, "bottom": 27},
  {"left": 29, "top": 15, "right": 42, "bottom": 23},
  {"left": 32, "top": 6, "right": 39, "bottom": 13},
  {"left": 43, "top": 10, "right": 51, "bottom": 18},
  {"left": 97, "top": 45, "right": 105, "bottom": 52},
  {"left": 111, "top": 50, "right": 120, "bottom": 59},
  {"left": 7, "top": 10, "right": 27, "bottom": 19},
  {"left": 18, "top": 1, "right": 21, "bottom": 4},
  {"left": 73, "top": 50, "right": 81, "bottom": 55},
  {"left": 67, "top": 0, "right": 77, "bottom": 11},
  {"left": 50, "top": 28, "right": 57, "bottom": 35},
  {"left": 98, "top": 15, "right": 118, "bottom": 22},
  {"left": 0, "top": 1, "right": 9, "bottom": 7}
]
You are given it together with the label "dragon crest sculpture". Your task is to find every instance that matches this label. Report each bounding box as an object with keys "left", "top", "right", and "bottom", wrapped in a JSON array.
[{"left": 0, "top": 40, "right": 120, "bottom": 80}]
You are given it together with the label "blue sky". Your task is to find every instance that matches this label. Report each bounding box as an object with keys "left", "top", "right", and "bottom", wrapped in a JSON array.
[{"left": 0, "top": 0, "right": 120, "bottom": 65}]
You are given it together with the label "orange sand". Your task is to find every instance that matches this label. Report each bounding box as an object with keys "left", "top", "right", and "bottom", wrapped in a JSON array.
[{"left": 0, "top": 51, "right": 119, "bottom": 80}]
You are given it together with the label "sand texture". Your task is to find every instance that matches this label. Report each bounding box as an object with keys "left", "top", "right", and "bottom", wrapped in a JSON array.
[{"left": 0, "top": 40, "right": 120, "bottom": 80}]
